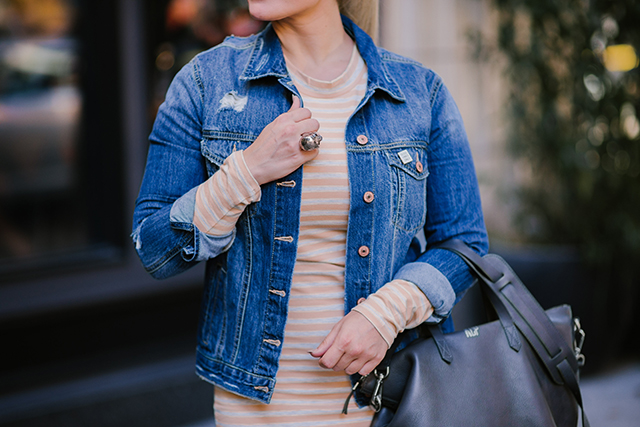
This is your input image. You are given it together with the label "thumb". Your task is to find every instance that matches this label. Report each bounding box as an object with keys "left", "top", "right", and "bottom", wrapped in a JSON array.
[
  {"left": 310, "top": 326, "right": 338, "bottom": 358},
  {"left": 289, "top": 94, "right": 300, "bottom": 111}
]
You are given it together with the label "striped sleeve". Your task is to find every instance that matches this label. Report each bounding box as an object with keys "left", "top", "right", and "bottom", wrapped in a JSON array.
[
  {"left": 352, "top": 280, "right": 434, "bottom": 348},
  {"left": 193, "top": 150, "right": 261, "bottom": 236}
]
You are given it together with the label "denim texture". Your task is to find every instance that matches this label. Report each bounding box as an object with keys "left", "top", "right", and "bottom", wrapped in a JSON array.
[{"left": 132, "top": 16, "right": 488, "bottom": 404}]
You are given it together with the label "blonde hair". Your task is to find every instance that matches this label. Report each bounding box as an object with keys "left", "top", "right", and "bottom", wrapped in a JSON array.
[{"left": 338, "top": 0, "right": 379, "bottom": 41}]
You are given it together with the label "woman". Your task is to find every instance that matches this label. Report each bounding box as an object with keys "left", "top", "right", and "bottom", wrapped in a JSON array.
[{"left": 132, "top": 0, "right": 488, "bottom": 425}]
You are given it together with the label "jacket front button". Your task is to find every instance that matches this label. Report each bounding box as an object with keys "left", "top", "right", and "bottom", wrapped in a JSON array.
[
  {"left": 356, "top": 135, "right": 368, "bottom": 145},
  {"left": 416, "top": 161, "right": 424, "bottom": 173},
  {"left": 363, "top": 191, "right": 375, "bottom": 203},
  {"left": 358, "top": 245, "right": 370, "bottom": 257}
]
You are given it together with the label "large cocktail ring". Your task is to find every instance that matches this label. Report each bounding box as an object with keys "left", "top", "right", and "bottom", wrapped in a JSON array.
[{"left": 299, "top": 132, "right": 322, "bottom": 151}]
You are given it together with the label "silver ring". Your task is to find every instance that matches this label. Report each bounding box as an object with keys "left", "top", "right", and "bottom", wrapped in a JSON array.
[{"left": 299, "top": 132, "right": 322, "bottom": 151}]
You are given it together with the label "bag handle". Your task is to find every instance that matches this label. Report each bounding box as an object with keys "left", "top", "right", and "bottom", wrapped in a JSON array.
[
  {"left": 434, "top": 240, "right": 578, "bottom": 377},
  {"left": 426, "top": 276, "right": 523, "bottom": 363},
  {"left": 435, "top": 239, "right": 590, "bottom": 427}
]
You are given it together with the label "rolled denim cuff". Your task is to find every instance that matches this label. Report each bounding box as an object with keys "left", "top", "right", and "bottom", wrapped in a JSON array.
[
  {"left": 393, "top": 262, "right": 455, "bottom": 323},
  {"left": 170, "top": 187, "right": 198, "bottom": 224},
  {"left": 170, "top": 187, "right": 235, "bottom": 262}
]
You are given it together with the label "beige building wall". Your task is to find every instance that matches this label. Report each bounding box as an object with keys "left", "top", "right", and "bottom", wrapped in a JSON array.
[{"left": 379, "top": 0, "right": 517, "bottom": 242}]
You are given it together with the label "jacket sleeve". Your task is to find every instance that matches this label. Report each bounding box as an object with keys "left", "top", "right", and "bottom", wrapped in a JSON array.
[
  {"left": 132, "top": 58, "right": 234, "bottom": 279},
  {"left": 392, "top": 78, "right": 488, "bottom": 325}
]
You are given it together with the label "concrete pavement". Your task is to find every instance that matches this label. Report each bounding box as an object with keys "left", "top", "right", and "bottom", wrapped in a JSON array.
[{"left": 581, "top": 363, "right": 640, "bottom": 427}]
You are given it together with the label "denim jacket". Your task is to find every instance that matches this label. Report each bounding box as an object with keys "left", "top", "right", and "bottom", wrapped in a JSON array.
[{"left": 132, "top": 16, "right": 488, "bottom": 404}]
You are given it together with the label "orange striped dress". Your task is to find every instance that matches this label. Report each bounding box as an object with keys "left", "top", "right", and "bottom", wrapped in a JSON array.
[
  {"left": 212, "top": 46, "right": 374, "bottom": 427},
  {"left": 192, "top": 46, "right": 433, "bottom": 426}
]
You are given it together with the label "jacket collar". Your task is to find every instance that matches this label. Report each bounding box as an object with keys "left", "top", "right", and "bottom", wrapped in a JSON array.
[{"left": 240, "top": 15, "right": 405, "bottom": 102}]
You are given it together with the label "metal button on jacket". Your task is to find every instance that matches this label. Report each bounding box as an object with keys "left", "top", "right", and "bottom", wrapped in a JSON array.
[
  {"left": 358, "top": 246, "right": 370, "bottom": 257},
  {"left": 356, "top": 135, "right": 368, "bottom": 145},
  {"left": 416, "top": 160, "right": 424, "bottom": 173},
  {"left": 363, "top": 191, "right": 375, "bottom": 203}
]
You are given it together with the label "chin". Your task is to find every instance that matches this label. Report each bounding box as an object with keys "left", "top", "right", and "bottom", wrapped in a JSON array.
[
  {"left": 248, "top": 0, "right": 315, "bottom": 23},
  {"left": 247, "top": 2, "right": 278, "bottom": 22}
]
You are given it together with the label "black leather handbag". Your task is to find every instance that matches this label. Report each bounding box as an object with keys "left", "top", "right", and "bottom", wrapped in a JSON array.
[{"left": 346, "top": 240, "right": 589, "bottom": 427}]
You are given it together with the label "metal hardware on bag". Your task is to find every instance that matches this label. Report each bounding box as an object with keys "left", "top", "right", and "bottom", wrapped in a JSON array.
[
  {"left": 370, "top": 366, "right": 390, "bottom": 413},
  {"left": 573, "top": 318, "right": 586, "bottom": 367},
  {"left": 342, "top": 373, "right": 370, "bottom": 415},
  {"left": 351, "top": 373, "right": 369, "bottom": 395}
]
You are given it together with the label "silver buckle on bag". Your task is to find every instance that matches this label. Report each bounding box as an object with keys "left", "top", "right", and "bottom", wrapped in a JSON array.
[
  {"left": 573, "top": 318, "right": 586, "bottom": 367},
  {"left": 341, "top": 366, "right": 391, "bottom": 414},
  {"left": 370, "top": 366, "right": 390, "bottom": 413}
]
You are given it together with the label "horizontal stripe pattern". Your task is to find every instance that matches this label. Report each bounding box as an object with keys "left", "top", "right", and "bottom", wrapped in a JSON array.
[
  {"left": 195, "top": 46, "right": 434, "bottom": 427},
  {"left": 352, "top": 279, "right": 435, "bottom": 347},
  {"left": 214, "top": 46, "right": 374, "bottom": 426},
  {"left": 194, "top": 151, "right": 261, "bottom": 236}
]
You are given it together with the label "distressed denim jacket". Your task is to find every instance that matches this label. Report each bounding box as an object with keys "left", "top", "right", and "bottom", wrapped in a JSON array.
[{"left": 132, "top": 16, "right": 488, "bottom": 404}]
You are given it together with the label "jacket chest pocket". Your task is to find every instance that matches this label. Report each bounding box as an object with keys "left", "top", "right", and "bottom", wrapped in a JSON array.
[
  {"left": 200, "top": 131, "right": 254, "bottom": 177},
  {"left": 384, "top": 145, "right": 429, "bottom": 233},
  {"left": 200, "top": 130, "right": 258, "bottom": 214}
]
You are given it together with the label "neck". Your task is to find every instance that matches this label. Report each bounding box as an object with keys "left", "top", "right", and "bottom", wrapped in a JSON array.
[{"left": 273, "top": 6, "right": 354, "bottom": 81}]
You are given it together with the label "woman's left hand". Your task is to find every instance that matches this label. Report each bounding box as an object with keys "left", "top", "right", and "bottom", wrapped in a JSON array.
[{"left": 310, "top": 310, "right": 388, "bottom": 376}]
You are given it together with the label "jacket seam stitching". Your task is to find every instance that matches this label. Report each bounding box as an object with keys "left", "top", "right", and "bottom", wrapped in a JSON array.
[
  {"left": 202, "top": 130, "right": 258, "bottom": 141},
  {"left": 381, "top": 55, "right": 423, "bottom": 67},
  {"left": 218, "top": 36, "right": 258, "bottom": 51},
  {"left": 346, "top": 141, "right": 428, "bottom": 152},
  {"left": 429, "top": 78, "right": 443, "bottom": 108},
  {"left": 150, "top": 137, "right": 202, "bottom": 153},
  {"left": 136, "top": 194, "right": 178, "bottom": 204},
  {"left": 231, "top": 214, "right": 253, "bottom": 363},
  {"left": 192, "top": 57, "right": 205, "bottom": 105},
  {"left": 146, "top": 234, "right": 192, "bottom": 274},
  {"left": 196, "top": 352, "right": 275, "bottom": 382},
  {"left": 241, "top": 36, "right": 262, "bottom": 79}
]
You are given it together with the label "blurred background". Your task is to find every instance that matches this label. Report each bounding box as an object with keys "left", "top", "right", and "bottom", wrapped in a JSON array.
[{"left": 0, "top": 0, "right": 638, "bottom": 426}]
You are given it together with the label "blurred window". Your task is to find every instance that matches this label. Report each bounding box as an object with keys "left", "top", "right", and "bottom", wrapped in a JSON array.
[
  {"left": 145, "top": 0, "right": 265, "bottom": 118},
  {"left": 0, "top": 0, "right": 264, "bottom": 281},
  {"left": 0, "top": 0, "right": 123, "bottom": 280}
]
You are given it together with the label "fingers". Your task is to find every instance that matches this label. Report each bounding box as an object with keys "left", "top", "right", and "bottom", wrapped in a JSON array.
[
  {"left": 287, "top": 95, "right": 320, "bottom": 127},
  {"left": 288, "top": 95, "right": 309, "bottom": 121},
  {"left": 243, "top": 94, "right": 319, "bottom": 184},
  {"left": 358, "top": 359, "right": 382, "bottom": 376},
  {"left": 319, "top": 340, "right": 379, "bottom": 375},
  {"left": 273, "top": 115, "right": 319, "bottom": 148},
  {"left": 345, "top": 359, "right": 367, "bottom": 376},
  {"left": 289, "top": 94, "right": 300, "bottom": 111},
  {"left": 288, "top": 104, "right": 313, "bottom": 124},
  {"left": 311, "top": 311, "right": 388, "bottom": 376},
  {"left": 310, "top": 320, "right": 340, "bottom": 358},
  {"left": 279, "top": 95, "right": 318, "bottom": 136},
  {"left": 331, "top": 352, "right": 363, "bottom": 376},
  {"left": 319, "top": 338, "right": 368, "bottom": 374},
  {"left": 297, "top": 118, "right": 320, "bottom": 138}
]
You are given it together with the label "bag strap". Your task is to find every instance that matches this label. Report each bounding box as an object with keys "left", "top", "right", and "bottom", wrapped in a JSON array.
[
  {"left": 427, "top": 275, "right": 523, "bottom": 362},
  {"left": 436, "top": 239, "right": 590, "bottom": 427},
  {"left": 435, "top": 240, "right": 578, "bottom": 374}
]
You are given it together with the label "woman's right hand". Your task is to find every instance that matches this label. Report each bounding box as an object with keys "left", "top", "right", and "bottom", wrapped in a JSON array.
[{"left": 243, "top": 95, "right": 320, "bottom": 185}]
